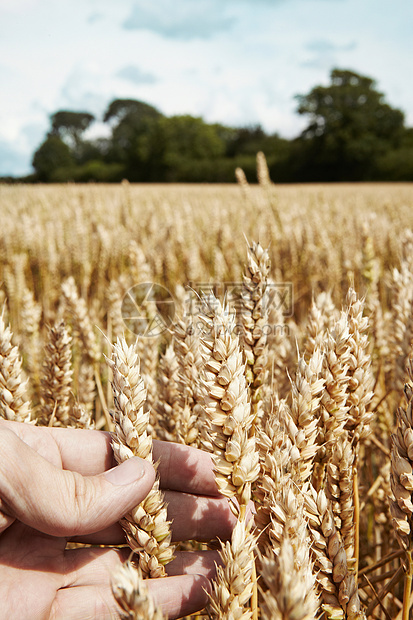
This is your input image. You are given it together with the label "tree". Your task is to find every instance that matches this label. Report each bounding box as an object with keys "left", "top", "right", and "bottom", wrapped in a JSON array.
[
  {"left": 103, "top": 99, "right": 164, "bottom": 180},
  {"left": 32, "top": 135, "right": 74, "bottom": 182},
  {"left": 50, "top": 111, "right": 95, "bottom": 149},
  {"left": 295, "top": 69, "right": 406, "bottom": 180},
  {"left": 104, "top": 99, "right": 162, "bottom": 125},
  {"left": 144, "top": 115, "right": 227, "bottom": 181},
  {"left": 224, "top": 125, "right": 267, "bottom": 157}
]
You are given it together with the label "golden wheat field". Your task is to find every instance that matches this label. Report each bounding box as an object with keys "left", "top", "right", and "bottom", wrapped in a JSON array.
[{"left": 1, "top": 168, "right": 413, "bottom": 619}]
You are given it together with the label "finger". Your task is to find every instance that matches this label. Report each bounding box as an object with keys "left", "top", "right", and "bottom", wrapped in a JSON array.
[
  {"left": 50, "top": 584, "right": 119, "bottom": 620},
  {"left": 0, "top": 427, "right": 155, "bottom": 537},
  {"left": 148, "top": 574, "right": 211, "bottom": 619},
  {"left": 0, "top": 498, "right": 15, "bottom": 534},
  {"left": 0, "top": 422, "right": 221, "bottom": 499},
  {"left": 167, "top": 490, "right": 236, "bottom": 542},
  {"left": 166, "top": 550, "right": 221, "bottom": 579},
  {"left": 70, "top": 490, "right": 236, "bottom": 545},
  {"left": 153, "top": 440, "right": 221, "bottom": 496},
  {"left": 51, "top": 575, "right": 210, "bottom": 620},
  {"left": 63, "top": 547, "right": 219, "bottom": 586},
  {"left": 63, "top": 547, "right": 130, "bottom": 587},
  {"left": 0, "top": 419, "right": 114, "bottom": 475}
]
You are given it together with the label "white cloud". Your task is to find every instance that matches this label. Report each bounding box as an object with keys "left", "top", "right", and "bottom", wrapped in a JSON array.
[
  {"left": 116, "top": 65, "right": 157, "bottom": 85},
  {"left": 0, "top": 0, "right": 39, "bottom": 12},
  {"left": 123, "top": 0, "right": 235, "bottom": 39},
  {"left": 87, "top": 11, "right": 104, "bottom": 24},
  {"left": 300, "top": 38, "right": 357, "bottom": 69}
]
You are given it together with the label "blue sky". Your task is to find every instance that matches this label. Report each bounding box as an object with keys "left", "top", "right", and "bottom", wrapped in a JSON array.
[{"left": 0, "top": 0, "right": 412, "bottom": 176}]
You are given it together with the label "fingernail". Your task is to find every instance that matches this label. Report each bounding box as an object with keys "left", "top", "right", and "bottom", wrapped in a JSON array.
[{"left": 104, "top": 457, "right": 147, "bottom": 486}]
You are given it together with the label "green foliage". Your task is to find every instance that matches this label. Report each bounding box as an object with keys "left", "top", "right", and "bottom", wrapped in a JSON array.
[
  {"left": 28, "top": 71, "right": 413, "bottom": 183},
  {"left": 155, "top": 115, "right": 226, "bottom": 181},
  {"left": 50, "top": 161, "right": 124, "bottom": 183},
  {"left": 32, "top": 135, "right": 75, "bottom": 182},
  {"left": 103, "top": 99, "right": 162, "bottom": 124},
  {"left": 375, "top": 148, "right": 413, "bottom": 181},
  {"left": 51, "top": 111, "right": 95, "bottom": 149},
  {"left": 295, "top": 68, "right": 406, "bottom": 181},
  {"left": 103, "top": 99, "right": 164, "bottom": 181}
]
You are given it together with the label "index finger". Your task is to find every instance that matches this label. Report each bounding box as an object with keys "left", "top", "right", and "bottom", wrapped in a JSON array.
[
  {"left": 0, "top": 421, "right": 220, "bottom": 497},
  {"left": 153, "top": 440, "right": 220, "bottom": 497}
]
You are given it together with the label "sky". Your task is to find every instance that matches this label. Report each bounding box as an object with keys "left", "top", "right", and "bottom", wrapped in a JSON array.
[{"left": 0, "top": 0, "right": 412, "bottom": 176}]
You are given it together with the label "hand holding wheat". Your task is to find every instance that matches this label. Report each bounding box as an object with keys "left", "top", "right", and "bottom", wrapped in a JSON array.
[{"left": 0, "top": 420, "right": 237, "bottom": 619}]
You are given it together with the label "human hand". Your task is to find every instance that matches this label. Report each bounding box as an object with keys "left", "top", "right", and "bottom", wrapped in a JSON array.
[{"left": 0, "top": 420, "right": 236, "bottom": 619}]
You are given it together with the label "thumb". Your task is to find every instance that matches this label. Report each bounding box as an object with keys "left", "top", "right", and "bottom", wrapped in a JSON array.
[{"left": 0, "top": 427, "right": 155, "bottom": 537}]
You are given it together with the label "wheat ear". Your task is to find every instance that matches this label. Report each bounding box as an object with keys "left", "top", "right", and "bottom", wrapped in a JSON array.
[
  {"left": 0, "top": 310, "right": 31, "bottom": 422},
  {"left": 288, "top": 350, "right": 325, "bottom": 483},
  {"left": 198, "top": 295, "right": 260, "bottom": 516},
  {"left": 240, "top": 241, "right": 270, "bottom": 407},
  {"left": 390, "top": 359, "right": 413, "bottom": 619},
  {"left": 173, "top": 314, "right": 204, "bottom": 447},
  {"left": 153, "top": 343, "right": 180, "bottom": 442},
  {"left": 304, "top": 292, "right": 339, "bottom": 361},
  {"left": 112, "top": 561, "right": 165, "bottom": 620},
  {"left": 318, "top": 313, "right": 351, "bottom": 457},
  {"left": 326, "top": 436, "right": 356, "bottom": 566},
  {"left": 40, "top": 320, "right": 73, "bottom": 426},
  {"left": 209, "top": 518, "right": 257, "bottom": 620},
  {"left": 259, "top": 533, "right": 318, "bottom": 620},
  {"left": 107, "top": 337, "right": 175, "bottom": 577},
  {"left": 61, "top": 276, "right": 100, "bottom": 363},
  {"left": 20, "top": 287, "right": 42, "bottom": 389},
  {"left": 344, "top": 288, "right": 374, "bottom": 578},
  {"left": 254, "top": 398, "right": 300, "bottom": 551},
  {"left": 305, "top": 486, "right": 364, "bottom": 619}
]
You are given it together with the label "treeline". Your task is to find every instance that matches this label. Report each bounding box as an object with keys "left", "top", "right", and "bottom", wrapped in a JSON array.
[{"left": 28, "top": 69, "right": 413, "bottom": 183}]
